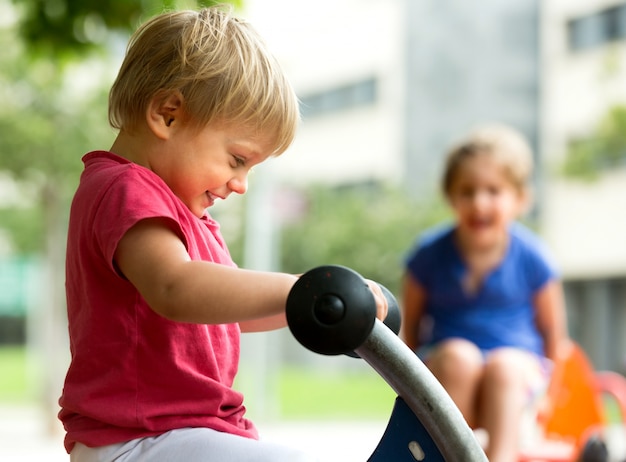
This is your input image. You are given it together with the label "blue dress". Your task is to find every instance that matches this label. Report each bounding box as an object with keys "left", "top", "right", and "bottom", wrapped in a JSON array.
[{"left": 405, "top": 223, "right": 558, "bottom": 357}]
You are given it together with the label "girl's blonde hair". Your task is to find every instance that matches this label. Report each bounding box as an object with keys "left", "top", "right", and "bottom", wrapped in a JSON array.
[
  {"left": 109, "top": 6, "right": 299, "bottom": 155},
  {"left": 442, "top": 123, "right": 534, "bottom": 196}
]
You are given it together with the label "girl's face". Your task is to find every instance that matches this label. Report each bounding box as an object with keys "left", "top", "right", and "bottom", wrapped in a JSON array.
[
  {"left": 151, "top": 122, "right": 275, "bottom": 218},
  {"left": 446, "top": 154, "right": 526, "bottom": 251}
]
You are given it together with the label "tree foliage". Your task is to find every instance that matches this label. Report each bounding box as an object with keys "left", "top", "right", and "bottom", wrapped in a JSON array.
[
  {"left": 0, "top": 18, "right": 113, "bottom": 253},
  {"left": 562, "top": 105, "right": 626, "bottom": 180},
  {"left": 278, "top": 183, "right": 449, "bottom": 297},
  {"left": 11, "top": 0, "right": 241, "bottom": 59}
]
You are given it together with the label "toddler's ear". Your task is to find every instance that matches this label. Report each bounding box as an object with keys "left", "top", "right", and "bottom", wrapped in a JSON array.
[{"left": 146, "top": 90, "right": 183, "bottom": 140}]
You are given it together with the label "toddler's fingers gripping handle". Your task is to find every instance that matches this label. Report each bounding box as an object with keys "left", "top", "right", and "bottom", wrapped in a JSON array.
[{"left": 345, "top": 282, "right": 401, "bottom": 359}]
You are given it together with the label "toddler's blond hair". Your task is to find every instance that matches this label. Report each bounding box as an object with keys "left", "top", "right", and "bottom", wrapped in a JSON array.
[{"left": 109, "top": 6, "right": 299, "bottom": 155}]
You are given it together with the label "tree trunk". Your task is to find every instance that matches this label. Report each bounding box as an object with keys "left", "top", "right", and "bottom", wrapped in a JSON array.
[{"left": 38, "top": 179, "right": 69, "bottom": 436}]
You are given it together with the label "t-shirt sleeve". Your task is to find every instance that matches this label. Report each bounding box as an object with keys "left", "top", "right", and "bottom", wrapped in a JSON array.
[
  {"left": 516, "top": 225, "right": 560, "bottom": 292},
  {"left": 404, "top": 226, "right": 447, "bottom": 287},
  {"left": 92, "top": 167, "right": 187, "bottom": 272},
  {"left": 405, "top": 240, "right": 428, "bottom": 285}
]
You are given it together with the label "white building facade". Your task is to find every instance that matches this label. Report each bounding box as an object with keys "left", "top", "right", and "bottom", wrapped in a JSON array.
[
  {"left": 245, "top": 0, "right": 407, "bottom": 186},
  {"left": 540, "top": 0, "right": 626, "bottom": 370}
]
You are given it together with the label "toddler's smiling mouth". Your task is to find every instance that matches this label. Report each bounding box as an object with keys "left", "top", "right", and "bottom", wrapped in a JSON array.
[
  {"left": 206, "top": 191, "right": 217, "bottom": 207},
  {"left": 205, "top": 191, "right": 226, "bottom": 208}
]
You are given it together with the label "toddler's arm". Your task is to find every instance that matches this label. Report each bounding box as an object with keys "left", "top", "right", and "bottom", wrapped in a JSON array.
[
  {"left": 115, "top": 217, "right": 298, "bottom": 325},
  {"left": 115, "top": 217, "right": 388, "bottom": 327}
]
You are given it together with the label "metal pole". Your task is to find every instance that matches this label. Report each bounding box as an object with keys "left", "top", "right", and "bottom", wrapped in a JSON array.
[{"left": 355, "top": 320, "right": 488, "bottom": 462}]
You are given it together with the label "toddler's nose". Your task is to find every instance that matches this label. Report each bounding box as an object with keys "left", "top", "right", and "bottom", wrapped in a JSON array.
[{"left": 228, "top": 174, "right": 248, "bottom": 195}]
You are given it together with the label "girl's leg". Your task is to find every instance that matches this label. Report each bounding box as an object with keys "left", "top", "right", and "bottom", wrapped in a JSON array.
[
  {"left": 426, "top": 338, "right": 484, "bottom": 427},
  {"left": 71, "top": 427, "right": 320, "bottom": 462},
  {"left": 477, "top": 348, "right": 546, "bottom": 462}
]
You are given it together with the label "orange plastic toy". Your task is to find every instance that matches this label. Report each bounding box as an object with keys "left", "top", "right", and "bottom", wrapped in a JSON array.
[{"left": 518, "top": 341, "right": 626, "bottom": 462}]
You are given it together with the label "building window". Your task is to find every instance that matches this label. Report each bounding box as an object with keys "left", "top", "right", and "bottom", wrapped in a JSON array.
[
  {"left": 568, "top": 3, "right": 626, "bottom": 51},
  {"left": 299, "top": 77, "right": 378, "bottom": 119}
]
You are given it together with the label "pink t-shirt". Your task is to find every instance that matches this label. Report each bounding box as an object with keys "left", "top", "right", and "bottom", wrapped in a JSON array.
[{"left": 59, "top": 151, "right": 257, "bottom": 453}]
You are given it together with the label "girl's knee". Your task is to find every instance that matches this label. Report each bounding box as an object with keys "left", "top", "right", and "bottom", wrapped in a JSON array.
[
  {"left": 483, "top": 348, "right": 536, "bottom": 388},
  {"left": 428, "top": 338, "right": 483, "bottom": 379},
  {"left": 435, "top": 338, "right": 483, "bottom": 363}
]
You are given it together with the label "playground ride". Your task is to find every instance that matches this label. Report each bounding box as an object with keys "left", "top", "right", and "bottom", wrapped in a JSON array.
[
  {"left": 286, "top": 265, "right": 626, "bottom": 462},
  {"left": 287, "top": 264, "right": 487, "bottom": 462}
]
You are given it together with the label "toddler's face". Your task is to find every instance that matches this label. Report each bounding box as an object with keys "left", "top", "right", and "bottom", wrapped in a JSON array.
[
  {"left": 446, "top": 154, "right": 525, "bottom": 249},
  {"left": 152, "top": 121, "right": 275, "bottom": 218}
]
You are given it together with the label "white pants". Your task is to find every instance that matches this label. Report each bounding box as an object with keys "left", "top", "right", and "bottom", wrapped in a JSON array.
[{"left": 70, "top": 427, "right": 320, "bottom": 462}]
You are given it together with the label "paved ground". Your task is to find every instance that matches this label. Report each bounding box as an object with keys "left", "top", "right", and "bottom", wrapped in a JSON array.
[
  {"left": 1, "top": 404, "right": 625, "bottom": 461},
  {"left": 0, "top": 404, "right": 388, "bottom": 462},
  {"left": 0, "top": 405, "right": 68, "bottom": 462}
]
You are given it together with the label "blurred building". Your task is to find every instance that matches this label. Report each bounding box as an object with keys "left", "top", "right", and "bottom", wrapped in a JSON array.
[
  {"left": 541, "top": 0, "right": 626, "bottom": 371},
  {"left": 403, "top": 1, "right": 540, "bottom": 197},
  {"left": 245, "top": 0, "right": 626, "bottom": 372},
  {"left": 247, "top": 0, "right": 540, "bottom": 191},
  {"left": 245, "top": 0, "right": 407, "bottom": 186}
]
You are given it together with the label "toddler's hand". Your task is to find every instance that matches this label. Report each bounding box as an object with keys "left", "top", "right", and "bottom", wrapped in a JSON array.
[{"left": 365, "top": 279, "right": 388, "bottom": 322}]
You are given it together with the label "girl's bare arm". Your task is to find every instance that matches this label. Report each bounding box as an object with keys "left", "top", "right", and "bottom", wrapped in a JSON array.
[
  {"left": 534, "top": 279, "right": 569, "bottom": 361},
  {"left": 400, "top": 273, "right": 427, "bottom": 352}
]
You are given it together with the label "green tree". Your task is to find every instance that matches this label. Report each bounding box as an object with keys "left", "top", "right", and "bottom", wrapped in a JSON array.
[
  {"left": 12, "top": 0, "right": 242, "bottom": 58},
  {"left": 0, "top": 18, "right": 114, "bottom": 252},
  {"left": 279, "top": 182, "right": 449, "bottom": 297},
  {"left": 562, "top": 105, "right": 626, "bottom": 180}
]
